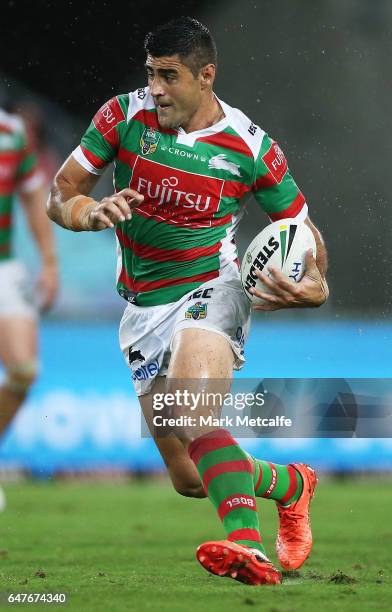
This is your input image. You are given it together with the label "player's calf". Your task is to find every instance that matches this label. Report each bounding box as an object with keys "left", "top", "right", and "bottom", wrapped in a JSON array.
[
  {"left": 164, "top": 452, "right": 206, "bottom": 498},
  {"left": 173, "top": 480, "right": 206, "bottom": 498}
]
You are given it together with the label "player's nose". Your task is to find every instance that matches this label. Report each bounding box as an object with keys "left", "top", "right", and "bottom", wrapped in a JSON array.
[{"left": 150, "top": 77, "right": 166, "bottom": 98}]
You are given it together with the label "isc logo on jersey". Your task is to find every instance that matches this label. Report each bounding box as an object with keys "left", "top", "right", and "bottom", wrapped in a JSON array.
[{"left": 130, "top": 157, "right": 224, "bottom": 224}]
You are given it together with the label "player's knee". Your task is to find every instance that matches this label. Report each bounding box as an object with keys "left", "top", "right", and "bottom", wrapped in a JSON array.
[{"left": 4, "top": 361, "right": 39, "bottom": 395}]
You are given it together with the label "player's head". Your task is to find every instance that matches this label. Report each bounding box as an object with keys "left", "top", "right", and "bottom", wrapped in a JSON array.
[{"left": 144, "top": 17, "right": 217, "bottom": 129}]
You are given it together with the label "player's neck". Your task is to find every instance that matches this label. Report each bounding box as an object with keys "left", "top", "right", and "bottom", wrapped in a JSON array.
[{"left": 181, "top": 93, "right": 225, "bottom": 133}]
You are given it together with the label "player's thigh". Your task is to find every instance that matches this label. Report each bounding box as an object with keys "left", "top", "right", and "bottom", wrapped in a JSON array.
[
  {"left": 139, "top": 376, "right": 205, "bottom": 497},
  {"left": 0, "top": 317, "right": 37, "bottom": 367},
  {"left": 169, "top": 328, "right": 234, "bottom": 379}
]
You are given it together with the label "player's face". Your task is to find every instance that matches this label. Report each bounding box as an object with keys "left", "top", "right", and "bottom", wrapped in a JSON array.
[{"left": 145, "top": 54, "right": 203, "bottom": 129}]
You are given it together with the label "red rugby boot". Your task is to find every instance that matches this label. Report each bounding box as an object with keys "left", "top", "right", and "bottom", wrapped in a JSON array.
[
  {"left": 276, "top": 463, "right": 318, "bottom": 570},
  {"left": 196, "top": 540, "right": 281, "bottom": 585}
]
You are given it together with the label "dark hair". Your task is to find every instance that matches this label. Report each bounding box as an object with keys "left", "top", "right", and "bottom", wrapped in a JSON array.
[{"left": 144, "top": 16, "right": 217, "bottom": 77}]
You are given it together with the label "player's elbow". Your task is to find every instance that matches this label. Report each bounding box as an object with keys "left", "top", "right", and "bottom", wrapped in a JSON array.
[
  {"left": 46, "top": 189, "right": 56, "bottom": 221},
  {"left": 47, "top": 173, "right": 66, "bottom": 224}
]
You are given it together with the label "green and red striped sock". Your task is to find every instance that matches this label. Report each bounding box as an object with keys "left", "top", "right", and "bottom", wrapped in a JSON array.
[
  {"left": 250, "top": 458, "right": 303, "bottom": 506},
  {"left": 188, "top": 429, "right": 266, "bottom": 555}
]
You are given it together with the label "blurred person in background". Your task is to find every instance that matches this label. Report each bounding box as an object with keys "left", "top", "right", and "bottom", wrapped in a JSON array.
[
  {"left": 0, "top": 104, "right": 58, "bottom": 507},
  {"left": 11, "top": 100, "right": 62, "bottom": 186}
]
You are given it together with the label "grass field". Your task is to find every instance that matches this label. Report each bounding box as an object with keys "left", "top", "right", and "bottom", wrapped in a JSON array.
[{"left": 0, "top": 477, "right": 390, "bottom": 611}]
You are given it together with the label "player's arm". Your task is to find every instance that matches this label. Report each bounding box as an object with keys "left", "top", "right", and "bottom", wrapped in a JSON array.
[
  {"left": 48, "top": 155, "right": 143, "bottom": 232},
  {"left": 48, "top": 95, "right": 143, "bottom": 231},
  {"left": 18, "top": 181, "right": 58, "bottom": 310},
  {"left": 251, "top": 136, "right": 328, "bottom": 311},
  {"left": 16, "top": 127, "right": 58, "bottom": 311}
]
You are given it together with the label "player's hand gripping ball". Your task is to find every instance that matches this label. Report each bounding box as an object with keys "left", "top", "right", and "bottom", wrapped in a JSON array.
[{"left": 241, "top": 219, "right": 317, "bottom": 305}]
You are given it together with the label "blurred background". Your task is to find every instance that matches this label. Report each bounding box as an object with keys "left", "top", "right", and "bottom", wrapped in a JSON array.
[{"left": 1, "top": 0, "right": 392, "bottom": 476}]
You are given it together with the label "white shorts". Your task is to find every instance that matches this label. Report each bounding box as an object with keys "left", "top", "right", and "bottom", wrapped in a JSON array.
[
  {"left": 119, "top": 275, "right": 251, "bottom": 396},
  {"left": 0, "top": 259, "right": 37, "bottom": 320}
]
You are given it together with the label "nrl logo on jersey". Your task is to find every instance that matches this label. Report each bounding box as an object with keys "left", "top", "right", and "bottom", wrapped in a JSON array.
[
  {"left": 140, "top": 127, "right": 160, "bottom": 155},
  {"left": 208, "top": 154, "right": 241, "bottom": 177}
]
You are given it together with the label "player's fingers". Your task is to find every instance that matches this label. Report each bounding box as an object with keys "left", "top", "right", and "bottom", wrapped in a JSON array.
[
  {"left": 117, "top": 188, "right": 144, "bottom": 205},
  {"left": 305, "top": 248, "right": 316, "bottom": 266},
  {"left": 100, "top": 200, "right": 128, "bottom": 223},
  {"left": 255, "top": 270, "right": 293, "bottom": 299},
  {"left": 36, "top": 277, "right": 58, "bottom": 312},
  {"left": 250, "top": 287, "right": 280, "bottom": 304},
  {"left": 304, "top": 249, "right": 320, "bottom": 275},
  {"left": 267, "top": 266, "right": 301, "bottom": 295},
  {"left": 90, "top": 209, "right": 115, "bottom": 229},
  {"left": 110, "top": 196, "right": 135, "bottom": 220},
  {"left": 252, "top": 300, "right": 281, "bottom": 312}
]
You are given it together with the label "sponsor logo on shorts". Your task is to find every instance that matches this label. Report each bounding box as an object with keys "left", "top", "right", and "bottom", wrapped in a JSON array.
[
  {"left": 208, "top": 154, "right": 241, "bottom": 177},
  {"left": 132, "top": 360, "right": 159, "bottom": 381},
  {"left": 128, "top": 346, "right": 146, "bottom": 365},
  {"left": 262, "top": 142, "right": 288, "bottom": 184},
  {"left": 185, "top": 301, "right": 207, "bottom": 320},
  {"left": 140, "top": 127, "right": 160, "bottom": 155},
  {"left": 236, "top": 326, "right": 245, "bottom": 348}
]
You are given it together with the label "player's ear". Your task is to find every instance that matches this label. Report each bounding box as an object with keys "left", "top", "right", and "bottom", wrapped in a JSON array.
[{"left": 200, "top": 64, "right": 216, "bottom": 89}]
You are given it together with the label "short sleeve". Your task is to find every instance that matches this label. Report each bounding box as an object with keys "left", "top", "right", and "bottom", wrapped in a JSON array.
[
  {"left": 73, "top": 96, "right": 127, "bottom": 175},
  {"left": 251, "top": 134, "right": 307, "bottom": 221}
]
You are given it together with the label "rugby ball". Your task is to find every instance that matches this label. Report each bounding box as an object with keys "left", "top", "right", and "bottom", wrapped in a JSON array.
[{"left": 240, "top": 218, "right": 316, "bottom": 304}]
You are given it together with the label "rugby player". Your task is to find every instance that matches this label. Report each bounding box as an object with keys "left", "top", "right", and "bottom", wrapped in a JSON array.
[
  {"left": 48, "top": 17, "right": 328, "bottom": 586},
  {"left": 0, "top": 106, "right": 58, "bottom": 503}
]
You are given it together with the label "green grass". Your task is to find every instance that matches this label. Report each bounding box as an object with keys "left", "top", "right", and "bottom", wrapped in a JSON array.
[{"left": 0, "top": 478, "right": 390, "bottom": 611}]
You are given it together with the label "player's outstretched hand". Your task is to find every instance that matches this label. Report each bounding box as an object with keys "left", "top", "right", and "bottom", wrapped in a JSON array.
[
  {"left": 88, "top": 188, "right": 144, "bottom": 231},
  {"left": 251, "top": 249, "right": 329, "bottom": 311}
]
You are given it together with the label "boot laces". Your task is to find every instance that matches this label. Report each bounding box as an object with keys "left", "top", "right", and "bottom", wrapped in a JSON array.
[{"left": 279, "top": 507, "right": 307, "bottom": 542}]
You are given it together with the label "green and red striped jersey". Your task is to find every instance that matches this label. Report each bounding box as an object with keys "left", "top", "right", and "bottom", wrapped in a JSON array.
[
  {"left": 73, "top": 88, "right": 307, "bottom": 306},
  {"left": 0, "top": 108, "right": 42, "bottom": 261}
]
